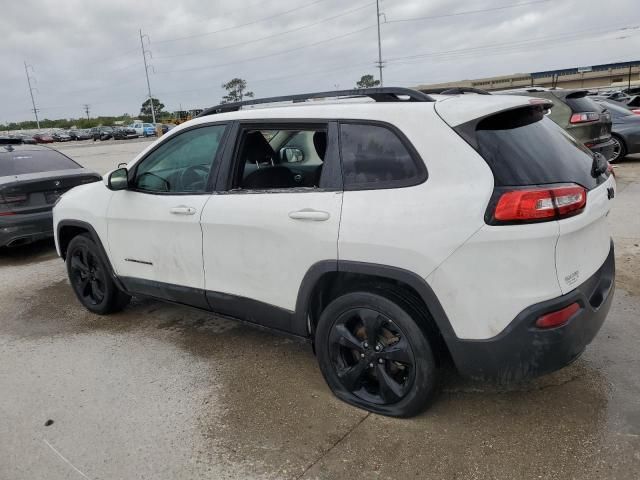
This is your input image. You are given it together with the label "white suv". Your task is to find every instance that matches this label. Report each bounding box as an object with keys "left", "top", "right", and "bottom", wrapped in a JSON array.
[{"left": 53, "top": 88, "right": 616, "bottom": 417}]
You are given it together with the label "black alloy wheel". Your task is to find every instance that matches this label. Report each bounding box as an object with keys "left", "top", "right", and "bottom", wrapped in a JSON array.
[
  {"left": 69, "top": 244, "right": 106, "bottom": 306},
  {"left": 328, "top": 307, "right": 415, "bottom": 405},
  {"left": 316, "top": 291, "right": 438, "bottom": 417},
  {"left": 66, "top": 234, "right": 131, "bottom": 314}
]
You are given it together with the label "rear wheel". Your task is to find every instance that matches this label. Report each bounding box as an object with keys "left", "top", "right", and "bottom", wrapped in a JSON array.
[
  {"left": 315, "top": 291, "right": 439, "bottom": 417},
  {"left": 66, "top": 234, "right": 130, "bottom": 315},
  {"left": 610, "top": 135, "right": 627, "bottom": 163}
]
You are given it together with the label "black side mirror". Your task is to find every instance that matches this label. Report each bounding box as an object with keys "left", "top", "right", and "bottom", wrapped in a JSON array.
[{"left": 107, "top": 168, "right": 129, "bottom": 191}]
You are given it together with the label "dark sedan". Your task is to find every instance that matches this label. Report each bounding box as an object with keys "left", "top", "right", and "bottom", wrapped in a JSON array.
[
  {"left": 52, "top": 131, "right": 72, "bottom": 142},
  {"left": 594, "top": 99, "right": 640, "bottom": 162},
  {"left": 112, "top": 126, "right": 138, "bottom": 140},
  {"left": 68, "top": 129, "right": 92, "bottom": 141},
  {"left": 0, "top": 144, "right": 101, "bottom": 247}
]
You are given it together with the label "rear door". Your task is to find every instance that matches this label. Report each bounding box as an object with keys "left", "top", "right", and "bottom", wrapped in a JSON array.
[{"left": 200, "top": 121, "right": 342, "bottom": 332}]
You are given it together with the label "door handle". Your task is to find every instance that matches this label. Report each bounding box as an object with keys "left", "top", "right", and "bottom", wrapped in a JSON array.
[
  {"left": 170, "top": 206, "right": 197, "bottom": 215},
  {"left": 288, "top": 209, "right": 330, "bottom": 221}
]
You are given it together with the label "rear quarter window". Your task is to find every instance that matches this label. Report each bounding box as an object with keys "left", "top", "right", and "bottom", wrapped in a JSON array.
[
  {"left": 465, "top": 107, "right": 600, "bottom": 190},
  {"left": 0, "top": 149, "right": 81, "bottom": 176},
  {"left": 339, "top": 123, "right": 426, "bottom": 190},
  {"left": 563, "top": 94, "right": 602, "bottom": 113}
]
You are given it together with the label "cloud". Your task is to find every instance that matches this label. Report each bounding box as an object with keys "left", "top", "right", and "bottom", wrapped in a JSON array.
[{"left": 2, "top": 0, "right": 638, "bottom": 122}]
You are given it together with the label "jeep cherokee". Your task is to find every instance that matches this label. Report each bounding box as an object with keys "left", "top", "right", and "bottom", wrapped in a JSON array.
[{"left": 53, "top": 88, "right": 616, "bottom": 417}]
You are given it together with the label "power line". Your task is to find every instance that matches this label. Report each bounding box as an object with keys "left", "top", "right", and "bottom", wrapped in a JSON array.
[
  {"left": 154, "top": 1, "right": 375, "bottom": 60},
  {"left": 153, "top": 0, "right": 329, "bottom": 44},
  {"left": 385, "top": 0, "right": 553, "bottom": 24},
  {"left": 139, "top": 28, "right": 156, "bottom": 124},
  {"left": 23, "top": 61, "right": 40, "bottom": 129},
  {"left": 385, "top": 23, "right": 640, "bottom": 64},
  {"left": 156, "top": 24, "right": 375, "bottom": 75}
]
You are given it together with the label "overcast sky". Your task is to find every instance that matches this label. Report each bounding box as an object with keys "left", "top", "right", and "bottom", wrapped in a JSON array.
[{"left": 2, "top": 0, "right": 639, "bottom": 123}]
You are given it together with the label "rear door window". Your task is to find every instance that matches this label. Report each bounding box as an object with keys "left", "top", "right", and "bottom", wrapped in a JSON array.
[
  {"left": 0, "top": 149, "right": 81, "bottom": 176},
  {"left": 469, "top": 107, "right": 600, "bottom": 190},
  {"left": 339, "top": 123, "right": 426, "bottom": 190}
]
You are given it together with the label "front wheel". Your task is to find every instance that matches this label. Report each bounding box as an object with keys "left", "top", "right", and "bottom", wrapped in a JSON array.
[
  {"left": 66, "top": 234, "right": 131, "bottom": 315},
  {"left": 315, "top": 291, "right": 439, "bottom": 417}
]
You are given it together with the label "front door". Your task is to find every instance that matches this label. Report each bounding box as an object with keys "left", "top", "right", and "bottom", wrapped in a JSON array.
[
  {"left": 200, "top": 122, "right": 342, "bottom": 331},
  {"left": 106, "top": 124, "right": 228, "bottom": 298}
]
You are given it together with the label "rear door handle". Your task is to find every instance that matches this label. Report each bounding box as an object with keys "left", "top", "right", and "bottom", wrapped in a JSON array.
[
  {"left": 288, "top": 209, "right": 330, "bottom": 221},
  {"left": 170, "top": 206, "right": 197, "bottom": 215}
]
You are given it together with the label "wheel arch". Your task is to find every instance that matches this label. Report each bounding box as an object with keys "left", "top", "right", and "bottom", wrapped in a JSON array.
[
  {"left": 57, "top": 220, "right": 127, "bottom": 292},
  {"left": 294, "top": 261, "right": 459, "bottom": 354}
]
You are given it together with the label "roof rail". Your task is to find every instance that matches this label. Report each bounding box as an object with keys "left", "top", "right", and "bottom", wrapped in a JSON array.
[
  {"left": 197, "top": 87, "right": 434, "bottom": 117},
  {"left": 419, "top": 87, "right": 491, "bottom": 96}
]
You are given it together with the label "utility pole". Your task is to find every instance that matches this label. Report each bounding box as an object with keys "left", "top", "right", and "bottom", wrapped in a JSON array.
[
  {"left": 83, "top": 104, "right": 90, "bottom": 121},
  {"left": 139, "top": 28, "right": 156, "bottom": 124},
  {"left": 24, "top": 61, "right": 40, "bottom": 129},
  {"left": 375, "top": 0, "right": 384, "bottom": 86}
]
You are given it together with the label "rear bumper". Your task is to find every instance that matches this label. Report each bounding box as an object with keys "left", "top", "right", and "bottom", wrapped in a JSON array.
[
  {"left": 449, "top": 241, "right": 615, "bottom": 382},
  {"left": 589, "top": 138, "right": 616, "bottom": 161},
  {"left": 0, "top": 211, "right": 54, "bottom": 247}
]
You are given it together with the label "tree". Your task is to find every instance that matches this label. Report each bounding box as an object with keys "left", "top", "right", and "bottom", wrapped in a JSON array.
[
  {"left": 221, "top": 78, "right": 254, "bottom": 104},
  {"left": 356, "top": 74, "right": 381, "bottom": 89},
  {"left": 140, "top": 98, "right": 165, "bottom": 117}
]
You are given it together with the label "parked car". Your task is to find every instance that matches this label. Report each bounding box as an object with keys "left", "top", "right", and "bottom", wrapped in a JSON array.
[
  {"left": 1, "top": 143, "right": 100, "bottom": 247},
  {"left": 52, "top": 131, "right": 72, "bottom": 142},
  {"left": 5, "top": 134, "right": 36, "bottom": 145},
  {"left": 130, "top": 122, "right": 156, "bottom": 137},
  {"left": 593, "top": 98, "right": 640, "bottom": 162},
  {"left": 89, "top": 126, "right": 114, "bottom": 141},
  {"left": 32, "top": 133, "right": 54, "bottom": 144},
  {"left": 68, "top": 129, "right": 92, "bottom": 141},
  {"left": 112, "top": 126, "right": 138, "bottom": 140},
  {"left": 53, "top": 87, "right": 616, "bottom": 417},
  {"left": 495, "top": 88, "right": 615, "bottom": 160}
]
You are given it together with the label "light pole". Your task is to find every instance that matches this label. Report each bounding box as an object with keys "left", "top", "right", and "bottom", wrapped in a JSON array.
[{"left": 139, "top": 29, "right": 156, "bottom": 124}]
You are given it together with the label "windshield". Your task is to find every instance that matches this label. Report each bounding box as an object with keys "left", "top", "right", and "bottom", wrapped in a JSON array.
[{"left": 0, "top": 149, "right": 81, "bottom": 176}]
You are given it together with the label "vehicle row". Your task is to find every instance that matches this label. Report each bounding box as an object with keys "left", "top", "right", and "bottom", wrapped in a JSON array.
[{"left": 5, "top": 122, "right": 176, "bottom": 145}]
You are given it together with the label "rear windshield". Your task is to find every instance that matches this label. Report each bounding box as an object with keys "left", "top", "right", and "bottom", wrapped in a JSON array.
[
  {"left": 564, "top": 94, "right": 602, "bottom": 113},
  {"left": 0, "top": 149, "right": 81, "bottom": 176},
  {"left": 470, "top": 107, "right": 599, "bottom": 189}
]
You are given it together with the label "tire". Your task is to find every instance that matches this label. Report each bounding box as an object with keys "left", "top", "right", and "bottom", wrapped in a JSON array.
[
  {"left": 610, "top": 135, "right": 627, "bottom": 163},
  {"left": 315, "top": 291, "right": 439, "bottom": 417},
  {"left": 66, "top": 234, "right": 131, "bottom": 315}
]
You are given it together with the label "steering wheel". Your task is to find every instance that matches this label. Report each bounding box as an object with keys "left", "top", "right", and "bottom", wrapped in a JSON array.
[{"left": 179, "top": 164, "right": 210, "bottom": 191}]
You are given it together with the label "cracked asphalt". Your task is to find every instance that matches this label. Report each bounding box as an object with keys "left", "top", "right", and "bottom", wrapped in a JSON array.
[{"left": 1, "top": 141, "right": 639, "bottom": 479}]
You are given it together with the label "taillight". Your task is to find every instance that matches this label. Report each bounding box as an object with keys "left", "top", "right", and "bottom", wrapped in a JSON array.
[
  {"left": 632, "top": 109, "right": 640, "bottom": 115},
  {"left": 536, "top": 302, "right": 580, "bottom": 329},
  {"left": 492, "top": 184, "right": 587, "bottom": 224},
  {"left": 570, "top": 112, "right": 600, "bottom": 123},
  {"left": 0, "top": 192, "right": 28, "bottom": 215}
]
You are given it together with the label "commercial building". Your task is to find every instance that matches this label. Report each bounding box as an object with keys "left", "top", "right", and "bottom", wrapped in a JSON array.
[{"left": 415, "top": 60, "right": 640, "bottom": 91}]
